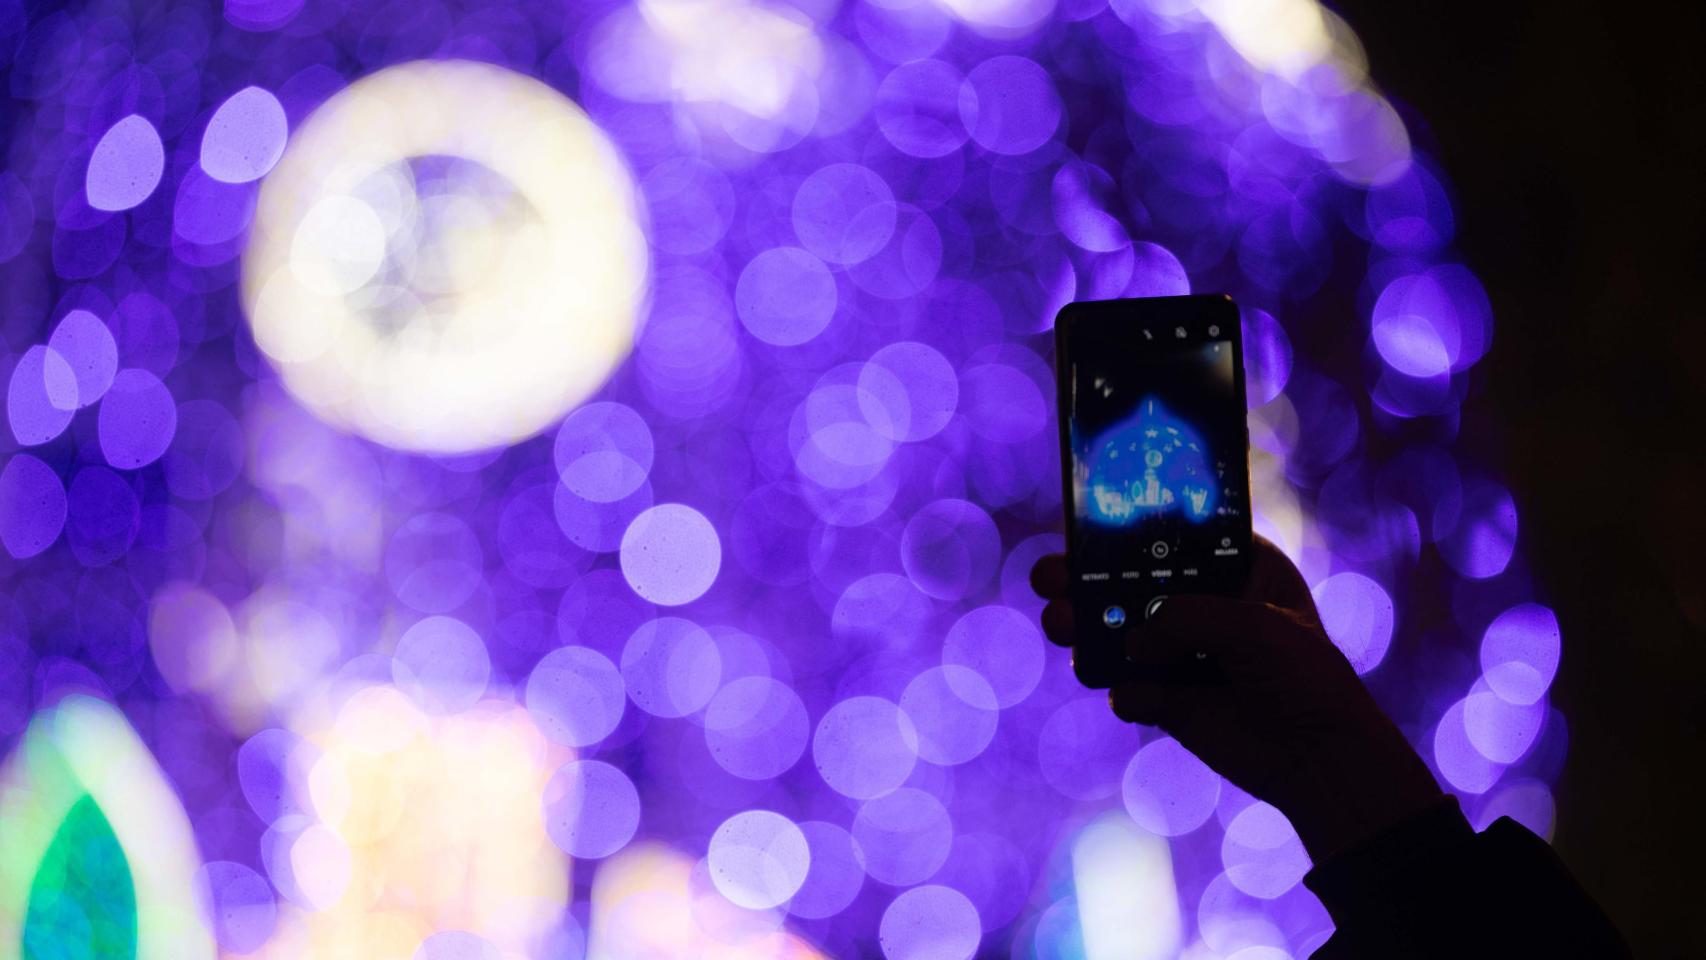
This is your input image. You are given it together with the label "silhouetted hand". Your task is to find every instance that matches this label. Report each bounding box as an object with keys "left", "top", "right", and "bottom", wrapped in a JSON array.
[{"left": 1030, "top": 536, "right": 1443, "bottom": 861}]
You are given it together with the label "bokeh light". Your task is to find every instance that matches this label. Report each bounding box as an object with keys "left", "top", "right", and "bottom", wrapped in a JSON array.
[
  {"left": 0, "top": 0, "right": 1561, "bottom": 954},
  {"left": 788, "top": 820, "right": 865, "bottom": 921},
  {"left": 391, "top": 615, "right": 492, "bottom": 715},
  {"left": 1480, "top": 602, "right": 1562, "bottom": 706},
  {"left": 525, "top": 644, "right": 628, "bottom": 748},
  {"left": 879, "top": 884, "right": 982, "bottom": 960},
  {"left": 707, "top": 809, "right": 811, "bottom": 910},
  {"left": 97, "top": 369, "right": 177, "bottom": 469},
  {"left": 0, "top": 696, "right": 214, "bottom": 958},
  {"left": 899, "top": 665, "right": 999, "bottom": 765},
  {"left": 1122, "top": 735, "right": 1222, "bottom": 837},
  {"left": 704, "top": 676, "right": 811, "bottom": 780},
  {"left": 620, "top": 616, "right": 723, "bottom": 717},
  {"left": 544, "top": 759, "right": 642, "bottom": 860},
  {"left": 0, "top": 454, "right": 67, "bottom": 559},
  {"left": 7, "top": 346, "right": 76, "bottom": 445},
  {"left": 619, "top": 503, "right": 722, "bottom": 606},
  {"left": 85, "top": 116, "right": 165, "bottom": 213},
  {"left": 1311, "top": 572, "right": 1395, "bottom": 675},
  {"left": 200, "top": 87, "right": 289, "bottom": 185},
  {"left": 852, "top": 786, "right": 954, "bottom": 885},
  {"left": 1221, "top": 803, "right": 1310, "bottom": 900},
  {"left": 812, "top": 695, "right": 919, "bottom": 801},
  {"left": 241, "top": 60, "right": 648, "bottom": 454},
  {"left": 194, "top": 860, "right": 277, "bottom": 953},
  {"left": 46, "top": 309, "right": 117, "bottom": 409},
  {"left": 1072, "top": 813, "right": 1181, "bottom": 960}
]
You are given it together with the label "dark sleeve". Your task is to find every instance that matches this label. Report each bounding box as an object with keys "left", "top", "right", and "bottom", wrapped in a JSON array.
[{"left": 1303, "top": 796, "right": 1631, "bottom": 959}]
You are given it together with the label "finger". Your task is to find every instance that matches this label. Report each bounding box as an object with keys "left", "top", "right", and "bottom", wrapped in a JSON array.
[
  {"left": 1244, "top": 535, "right": 1319, "bottom": 624},
  {"left": 1040, "top": 600, "right": 1075, "bottom": 647},
  {"left": 1030, "top": 553, "right": 1069, "bottom": 600},
  {"left": 1125, "top": 594, "right": 1304, "bottom": 671},
  {"left": 1071, "top": 647, "right": 1121, "bottom": 690},
  {"left": 1110, "top": 680, "right": 1186, "bottom": 727}
]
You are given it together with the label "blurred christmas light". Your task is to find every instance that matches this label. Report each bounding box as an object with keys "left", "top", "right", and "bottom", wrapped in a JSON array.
[
  {"left": 0, "top": 696, "right": 215, "bottom": 959},
  {"left": 242, "top": 60, "right": 648, "bottom": 454},
  {"left": 0, "top": 0, "right": 1562, "bottom": 954}
]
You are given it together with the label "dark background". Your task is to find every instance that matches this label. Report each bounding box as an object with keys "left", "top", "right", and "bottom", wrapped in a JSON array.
[{"left": 1328, "top": 0, "right": 1704, "bottom": 953}]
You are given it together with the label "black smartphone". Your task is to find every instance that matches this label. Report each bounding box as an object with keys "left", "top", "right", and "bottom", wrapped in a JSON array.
[{"left": 1053, "top": 295, "right": 1254, "bottom": 688}]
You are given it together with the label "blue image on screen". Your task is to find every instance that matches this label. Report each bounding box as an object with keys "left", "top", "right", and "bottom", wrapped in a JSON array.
[{"left": 1083, "top": 396, "right": 1217, "bottom": 526}]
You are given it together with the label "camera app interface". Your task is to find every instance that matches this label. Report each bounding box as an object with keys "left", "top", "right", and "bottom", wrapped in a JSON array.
[{"left": 1067, "top": 331, "right": 1248, "bottom": 588}]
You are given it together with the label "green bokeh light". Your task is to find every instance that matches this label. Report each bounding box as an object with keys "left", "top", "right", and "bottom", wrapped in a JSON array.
[{"left": 21, "top": 796, "right": 137, "bottom": 960}]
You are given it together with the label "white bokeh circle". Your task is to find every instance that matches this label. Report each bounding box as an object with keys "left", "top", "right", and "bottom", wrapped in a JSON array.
[{"left": 242, "top": 60, "right": 648, "bottom": 453}]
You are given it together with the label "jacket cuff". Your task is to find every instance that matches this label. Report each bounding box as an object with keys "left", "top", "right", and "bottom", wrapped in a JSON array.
[{"left": 1302, "top": 794, "right": 1474, "bottom": 927}]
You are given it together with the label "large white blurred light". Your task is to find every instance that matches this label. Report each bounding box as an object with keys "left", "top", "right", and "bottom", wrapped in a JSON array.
[
  {"left": 1071, "top": 813, "right": 1181, "bottom": 960},
  {"left": 243, "top": 60, "right": 648, "bottom": 453}
]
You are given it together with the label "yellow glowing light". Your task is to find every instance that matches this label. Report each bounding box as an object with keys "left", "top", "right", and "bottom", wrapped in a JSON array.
[
  {"left": 639, "top": 0, "right": 823, "bottom": 119},
  {"left": 181, "top": 584, "right": 345, "bottom": 735},
  {"left": 1249, "top": 445, "right": 1305, "bottom": 556},
  {"left": 1085, "top": 0, "right": 1410, "bottom": 184},
  {"left": 1198, "top": 0, "right": 1335, "bottom": 78},
  {"left": 253, "top": 687, "right": 569, "bottom": 960},
  {"left": 0, "top": 695, "right": 215, "bottom": 960},
  {"left": 589, "top": 843, "right": 829, "bottom": 960},
  {"left": 146, "top": 581, "right": 241, "bottom": 694},
  {"left": 243, "top": 60, "right": 648, "bottom": 454}
]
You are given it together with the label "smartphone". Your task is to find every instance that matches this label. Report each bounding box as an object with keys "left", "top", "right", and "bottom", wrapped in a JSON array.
[{"left": 1053, "top": 295, "right": 1254, "bottom": 688}]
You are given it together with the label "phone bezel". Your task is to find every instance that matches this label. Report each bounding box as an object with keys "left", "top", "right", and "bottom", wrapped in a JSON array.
[{"left": 1052, "top": 294, "right": 1255, "bottom": 685}]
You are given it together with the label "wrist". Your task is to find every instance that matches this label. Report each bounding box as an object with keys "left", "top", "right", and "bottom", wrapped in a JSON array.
[{"left": 1268, "top": 728, "right": 1444, "bottom": 862}]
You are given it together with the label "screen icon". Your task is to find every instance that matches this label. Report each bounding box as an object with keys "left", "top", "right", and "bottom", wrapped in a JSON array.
[
  {"left": 1150, "top": 541, "right": 1170, "bottom": 559},
  {"left": 1207, "top": 324, "right": 1220, "bottom": 336},
  {"left": 1174, "top": 326, "right": 1187, "bottom": 338}
]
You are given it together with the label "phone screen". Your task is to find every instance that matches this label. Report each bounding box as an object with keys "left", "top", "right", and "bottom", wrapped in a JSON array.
[{"left": 1054, "top": 296, "right": 1253, "bottom": 684}]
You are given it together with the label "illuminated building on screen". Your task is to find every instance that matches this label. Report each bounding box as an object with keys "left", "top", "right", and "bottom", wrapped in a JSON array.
[{"left": 1084, "top": 399, "right": 1216, "bottom": 525}]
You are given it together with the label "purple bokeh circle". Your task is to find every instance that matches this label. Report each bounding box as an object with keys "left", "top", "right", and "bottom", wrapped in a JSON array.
[
  {"left": 0, "top": 454, "right": 67, "bottom": 559},
  {"left": 1122, "top": 736, "right": 1222, "bottom": 837},
  {"left": 542, "top": 759, "right": 641, "bottom": 860},
  {"left": 97, "top": 368, "right": 177, "bottom": 469}
]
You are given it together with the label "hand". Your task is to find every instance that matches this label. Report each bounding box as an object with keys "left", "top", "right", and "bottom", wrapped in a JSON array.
[{"left": 1030, "top": 536, "right": 1444, "bottom": 861}]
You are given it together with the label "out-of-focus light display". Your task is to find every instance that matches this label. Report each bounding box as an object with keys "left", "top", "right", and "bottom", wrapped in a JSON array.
[
  {"left": 254, "top": 687, "right": 569, "bottom": 957},
  {"left": 85, "top": 116, "right": 166, "bottom": 213},
  {"left": 1072, "top": 813, "right": 1180, "bottom": 960},
  {"left": 1311, "top": 571, "right": 1394, "bottom": 675},
  {"left": 1122, "top": 735, "right": 1222, "bottom": 837},
  {"left": 242, "top": 60, "right": 648, "bottom": 454},
  {"left": 708, "top": 809, "right": 812, "bottom": 910},
  {"left": 878, "top": 884, "right": 981, "bottom": 960},
  {"left": 0, "top": 0, "right": 1564, "bottom": 955},
  {"left": 586, "top": 841, "right": 829, "bottom": 958},
  {"left": 0, "top": 696, "right": 214, "bottom": 959},
  {"left": 200, "top": 87, "right": 290, "bottom": 185}
]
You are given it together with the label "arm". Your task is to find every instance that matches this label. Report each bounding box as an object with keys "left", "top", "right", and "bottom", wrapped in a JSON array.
[
  {"left": 1304, "top": 795, "right": 1630, "bottom": 958},
  {"left": 1031, "top": 537, "right": 1629, "bottom": 958}
]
